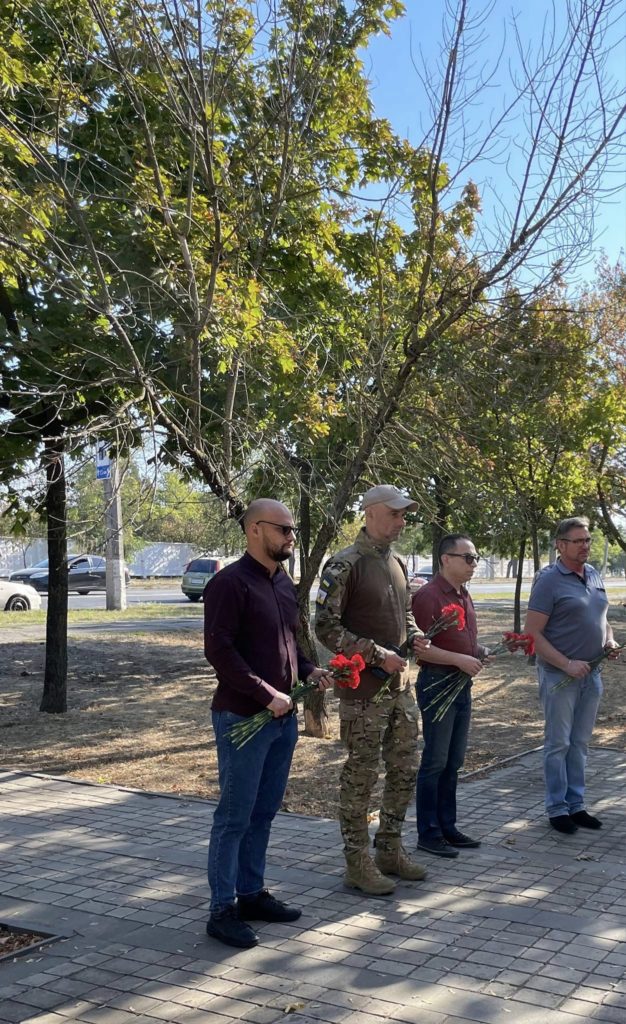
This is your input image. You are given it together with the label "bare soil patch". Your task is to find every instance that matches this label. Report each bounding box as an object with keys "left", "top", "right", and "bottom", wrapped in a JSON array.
[
  {"left": 1, "top": 604, "right": 625, "bottom": 818},
  {"left": 0, "top": 925, "right": 48, "bottom": 959}
]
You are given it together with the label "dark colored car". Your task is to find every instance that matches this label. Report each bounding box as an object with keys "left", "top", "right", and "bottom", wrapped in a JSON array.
[
  {"left": 24, "top": 555, "right": 130, "bottom": 594},
  {"left": 8, "top": 558, "right": 50, "bottom": 584},
  {"left": 408, "top": 565, "right": 434, "bottom": 594},
  {"left": 181, "top": 557, "right": 222, "bottom": 601},
  {"left": 415, "top": 564, "right": 434, "bottom": 581}
]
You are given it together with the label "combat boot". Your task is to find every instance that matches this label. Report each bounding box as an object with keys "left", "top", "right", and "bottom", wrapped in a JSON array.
[
  {"left": 344, "top": 848, "right": 396, "bottom": 895},
  {"left": 375, "top": 838, "right": 427, "bottom": 881}
]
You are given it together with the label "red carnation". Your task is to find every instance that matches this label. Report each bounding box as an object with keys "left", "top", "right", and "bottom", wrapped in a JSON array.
[
  {"left": 329, "top": 653, "right": 365, "bottom": 689},
  {"left": 428, "top": 603, "right": 466, "bottom": 636}
]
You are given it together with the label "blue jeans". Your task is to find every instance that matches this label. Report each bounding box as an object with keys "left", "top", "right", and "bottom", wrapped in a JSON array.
[
  {"left": 538, "top": 663, "right": 602, "bottom": 818},
  {"left": 415, "top": 669, "right": 471, "bottom": 842},
  {"left": 208, "top": 709, "right": 298, "bottom": 912}
]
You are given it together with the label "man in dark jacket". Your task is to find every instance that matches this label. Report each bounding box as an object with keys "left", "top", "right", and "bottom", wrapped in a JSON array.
[{"left": 204, "top": 499, "right": 331, "bottom": 949}]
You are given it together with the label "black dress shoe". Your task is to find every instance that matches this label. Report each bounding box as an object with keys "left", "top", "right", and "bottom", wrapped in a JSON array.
[
  {"left": 443, "top": 829, "right": 481, "bottom": 848},
  {"left": 550, "top": 814, "right": 578, "bottom": 834},
  {"left": 237, "top": 889, "right": 302, "bottom": 923},
  {"left": 207, "top": 906, "right": 259, "bottom": 948},
  {"left": 417, "top": 837, "right": 459, "bottom": 858},
  {"left": 570, "top": 810, "right": 602, "bottom": 829}
]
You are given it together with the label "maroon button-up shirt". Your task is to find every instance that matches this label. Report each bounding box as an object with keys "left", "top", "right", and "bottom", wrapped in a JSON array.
[
  {"left": 204, "top": 552, "right": 316, "bottom": 716},
  {"left": 411, "top": 572, "right": 480, "bottom": 659}
]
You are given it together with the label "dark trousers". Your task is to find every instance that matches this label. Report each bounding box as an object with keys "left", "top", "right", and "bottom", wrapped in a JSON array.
[
  {"left": 208, "top": 709, "right": 298, "bottom": 912},
  {"left": 415, "top": 668, "right": 471, "bottom": 841}
]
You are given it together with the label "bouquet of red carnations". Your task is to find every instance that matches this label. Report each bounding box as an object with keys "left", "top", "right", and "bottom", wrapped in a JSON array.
[
  {"left": 227, "top": 653, "right": 365, "bottom": 749},
  {"left": 422, "top": 631, "right": 535, "bottom": 722},
  {"left": 372, "top": 603, "right": 466, "bottom": 704}
]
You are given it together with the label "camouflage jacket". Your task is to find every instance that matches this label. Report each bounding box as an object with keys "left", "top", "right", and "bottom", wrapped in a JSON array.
[{"left": 314, "top": 528, "right": 423, "bottom": 701}]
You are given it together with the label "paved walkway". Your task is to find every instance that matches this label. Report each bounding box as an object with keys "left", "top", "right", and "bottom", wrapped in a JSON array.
[{"left": 1, "top": 750, "right": 626, "bottom": 1024}]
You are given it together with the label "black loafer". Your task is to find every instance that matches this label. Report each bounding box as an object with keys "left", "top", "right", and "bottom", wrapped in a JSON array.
[
  {"left": 417, "top": 837, "right": 459, "bottom": 858},
  {"left": 570, "top": 810, "right": 602, "bottom": 829},
  {"left": 237, "top": 889, "right": 302, "bottom": 923},
  {"left": 207, "top": 906, "right": 259, "bottom": 948},
  {"left": 550, "top": 814, "right": 578, "bottom": 834},
  {"left": 443, "top": 830, "right": 481, "bottom": 848}
]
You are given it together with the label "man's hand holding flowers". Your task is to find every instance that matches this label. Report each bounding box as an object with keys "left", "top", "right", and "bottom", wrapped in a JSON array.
[
  {"left": 269, "top": 666, "right": 334, "bottom": 716},
  {"left": 454, "top": 655, "right": 484, "bottom": 677},
  {"left": 267, "top": 692, "right": 295, "bottom": 717},
  {"left": 381, "top": 649, "right": 408, "bottom": 674},
  {"left": 564, "top": 659, "right": 592, "bottom": 679},
  {"left": 307, "top": 666, "right": 335, "bottom": 690},
  {"left": 553, "top": 640, "right": 624, "bottom": 690},
  {"left": 412, "top": 634, "right": 432, "bottom": 657}
]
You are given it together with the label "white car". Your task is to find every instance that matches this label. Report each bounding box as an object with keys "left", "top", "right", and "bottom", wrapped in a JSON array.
[{"left": 0, "top": 579, "right": 42, "bottom": 611}]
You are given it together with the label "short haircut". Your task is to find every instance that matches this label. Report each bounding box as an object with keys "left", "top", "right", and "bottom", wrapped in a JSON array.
[
  {"left": 438, "top": 533, "right": 472, "bottom": 566},
  {"left": 555, "top": 516, "right": 590, "bottom": 540}
]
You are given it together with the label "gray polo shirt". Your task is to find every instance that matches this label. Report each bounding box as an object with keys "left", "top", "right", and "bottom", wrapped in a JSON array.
[{"left": 528, "top": 561, "right": 608, "bottom": 667}]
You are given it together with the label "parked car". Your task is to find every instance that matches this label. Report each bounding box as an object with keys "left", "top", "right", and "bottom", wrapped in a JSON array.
[
  {"left": 408, "top": 565, "right": 434, "bottom": 594},
  {"left": 181, "top": 557, "right": 222, "bottom": 601},
  {"left": 24, "top": 555, "right": 130, "bottom": 594},
  {"left": 8, "top": 558, "right": 50, "bottom": 584},
  {"left": 0, "top": 579, "right": 42, "bottom": 611}
]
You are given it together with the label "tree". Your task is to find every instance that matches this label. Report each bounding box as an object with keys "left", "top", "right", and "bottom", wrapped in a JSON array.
[
  {"left": 2, "top": 1, "right": 626, "bottom": 730},
  {"left": 579, "top": 261, "right": 626, "bottom": 551}
]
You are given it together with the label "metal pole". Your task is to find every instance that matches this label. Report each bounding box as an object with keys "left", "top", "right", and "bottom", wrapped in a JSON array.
[{"left": 103, "top": 460, "right": 127, "bottom": 610}]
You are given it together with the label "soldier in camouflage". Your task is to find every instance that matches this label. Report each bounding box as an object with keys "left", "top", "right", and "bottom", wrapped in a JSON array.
[{"left": 315, "top": 485, "right": 431, "bottom": 895}]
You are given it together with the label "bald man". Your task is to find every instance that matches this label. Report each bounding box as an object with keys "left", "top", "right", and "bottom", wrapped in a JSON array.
[{"left": 204, "top": 499, "right": 331, "bottom": 949}]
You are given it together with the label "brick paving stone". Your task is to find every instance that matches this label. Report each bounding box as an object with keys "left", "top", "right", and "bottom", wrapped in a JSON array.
[
  {"left": 240, "top": 1009, "right": 285, "bottom": 1024},
  {"left": 537, "top": 963, "right": 586, "bottom": 984},
  {"left": 15, "top": 1016, "right": 69, "bottom": 1024},
  {"left": 493, "top": 969, "right": 535, "bottom": 986},
  {"left": 482, "top": 982, "right": 517, "bottom": 998},
  {"left": 523, "top": 975, "right": 575, "bottom": 996},
  {"left": 559, "top": 999, "right": 601, "bottom": 1017},
  {"left": 12, "top": 992, "right": 68, "bottom": 1013},
  {"left": 103, "top": 996, "right": 160, "bottom": 1015},
  {"left": 438, "top": 962, "right": 495, "bottom": 982},
  {"left": 602, "top": 992, "right": 626, "bottom": 1009},
  {"left": 591, "top": 1007, "right": 626, "bottom": 1023},
  {"left": 583, "top": 974, "right": 623, "bottom": 992},
  {"left": 387, "top": 1007, "right": 450, "bottom": 1024},
  {"left": 439, "top": 973, "right": 487, "bottom": 993}
]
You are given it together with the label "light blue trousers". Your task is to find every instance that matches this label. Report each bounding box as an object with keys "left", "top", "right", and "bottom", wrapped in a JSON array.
[{"left": 538, "top": 664, "right": 602, "bottom": 818}]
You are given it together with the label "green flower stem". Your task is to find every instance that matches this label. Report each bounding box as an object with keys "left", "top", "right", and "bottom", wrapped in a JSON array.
[
  {"left": 228, "top": 679, "right": 319, "bottom": 749},
  {"left": 552, "top": 645, "right": 625, "bottom": 690},
  {"left": 432, "top": 677, "right": 470, "bottom": 722}
]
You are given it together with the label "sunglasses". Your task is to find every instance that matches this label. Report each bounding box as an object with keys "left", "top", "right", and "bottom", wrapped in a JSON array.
[
  {"left": 446, "top": 553, "right": 480, "bottom": 565},
  {"left": 255, "top": 520, "right": 298, "bottom": 537},
  {"left": 560, "top": 536, "right": 592, "bottom": 546}
]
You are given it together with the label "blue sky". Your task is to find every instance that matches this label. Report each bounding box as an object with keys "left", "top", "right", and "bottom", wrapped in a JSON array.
[{"left": 361, "top": 0, "right": 626, "bottom": 278}]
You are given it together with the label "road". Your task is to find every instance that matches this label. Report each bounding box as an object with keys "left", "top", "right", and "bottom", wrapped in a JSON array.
[
  {"left": 40, "top": 577, "right": 626, "bottom": 611},
  {"left": 38, "top": 584, "right": 188, "bottom": 610}
]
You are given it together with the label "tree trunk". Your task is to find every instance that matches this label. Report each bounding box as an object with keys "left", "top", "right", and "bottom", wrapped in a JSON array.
[
  {"left": 513, "top": 532, "right": 526, "bottom": 634},
  {"left": 296, "top": 471, "right": 330, "bottom": 736},
  {"left": 40, "top": 439, "right": 68, "bottom": 713},
  {"left": 431, "top": 474, "right": 449, "bottom": 569},
  {"left": 530, "top": 521, "right": 541, "bottom": 573},
  {"left": 299, "top": 612, "right": 330, "bottom": 739}
]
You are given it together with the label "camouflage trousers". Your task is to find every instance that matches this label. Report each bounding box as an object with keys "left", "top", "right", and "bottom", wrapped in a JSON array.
[{"left": 338, "top": 688, "right": 419, "bottom": 854}]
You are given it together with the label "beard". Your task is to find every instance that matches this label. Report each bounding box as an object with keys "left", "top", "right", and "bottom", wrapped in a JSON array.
[{"left": 265, "top": 541, "right": 293, "bottom": 562}]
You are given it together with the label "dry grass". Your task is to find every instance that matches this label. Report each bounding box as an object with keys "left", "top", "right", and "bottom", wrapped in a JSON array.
[{"left": 1, "top": 604, "right": 625, "bottom": 818}]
